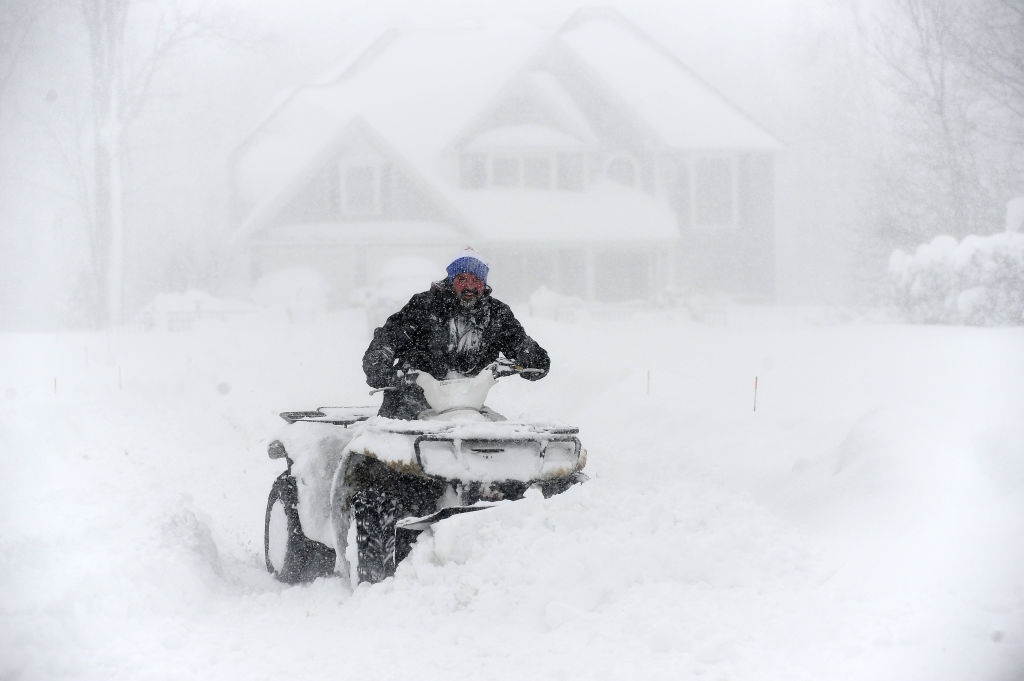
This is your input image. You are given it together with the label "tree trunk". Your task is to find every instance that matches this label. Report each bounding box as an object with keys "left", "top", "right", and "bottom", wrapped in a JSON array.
[{"left": 82, "top": 0, "right": 128, "bottom": 327}]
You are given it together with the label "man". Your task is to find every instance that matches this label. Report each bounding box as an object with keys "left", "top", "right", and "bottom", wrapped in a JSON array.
[{"left": 363, "top": 247, "right": 550, "bottom": 419}]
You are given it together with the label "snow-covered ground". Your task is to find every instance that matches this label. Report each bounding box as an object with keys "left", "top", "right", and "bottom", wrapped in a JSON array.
[{"left": 2, "top": 305, "right": 1023, "bottom": 681}]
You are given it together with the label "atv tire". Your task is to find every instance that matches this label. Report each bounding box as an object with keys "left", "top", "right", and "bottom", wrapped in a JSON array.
[
  {"left": 352, "top": 485, "right": 400, "bottom": 584},
  {"left": 265, "top": 472, "right": 335, "bottom": 584}
]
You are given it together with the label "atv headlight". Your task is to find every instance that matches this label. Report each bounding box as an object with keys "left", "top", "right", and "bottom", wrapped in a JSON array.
[
  {"left": 540, "top": 439, "right": 580, "bottom": 476},
  {"left": 417, "top": 439, "right": 458, "bottom": 473}
]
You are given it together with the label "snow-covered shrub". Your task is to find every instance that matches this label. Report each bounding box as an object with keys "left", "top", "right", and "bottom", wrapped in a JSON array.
[
  {"left": 362, "top": 257, "right": 441, "bottom": 330},
  {"left": 889, "top": 233, "right": 1024, "bottom": 325},
  {"left": 251, "top": 267, "right": 330, "bottom": 322},
  {"left": 135, "top": 290, "right": 259, "bottom": 331},
  {"left": 527, "top": 286, "right": 586, "bottom": 321}
]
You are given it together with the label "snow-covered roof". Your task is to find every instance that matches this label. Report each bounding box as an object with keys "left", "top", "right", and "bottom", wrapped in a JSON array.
[
  {"left": 463, "top": 124, "right": 590, "bottom": 151},
  {"left": 558, "top": 17, "right": 780, "bottom": 150},
  {"left": 235, "top": 25, "right": 547, "bottom": 226},
  {"left": 253, "top": 220, "right": 466, "bottom": 246}
]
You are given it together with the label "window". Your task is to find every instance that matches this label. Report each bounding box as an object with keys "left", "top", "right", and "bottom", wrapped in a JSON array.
[
  {"left": 557, "top": 153, "right": 584, "bottom": 191},
  {"left": 667, "top": 156, "right": 739, "bottom": 229},
  {"left": 458, "top": 151, "right": 585, "bottom": 191},
  {"left": 344, "top": 166, "right": 375, "bottom": 214},
  {"left": 460, "top": 154, "right": 486, "bottom": 189},
  {"left": 693, "top": 157, "right": 736, "bottom": 227},
  {"left": 492, "top": 157, "right": 520, "bottom": 187},
  {"left": 606, "top": 155, "right": 638, "bottom": 187},
  {"left": 340, "top": 162, "right": 389, "bottom": 217},
  {"left": 595, "top": 251, "right": 651, "bottom": 300},
  {"left": 523, "top": 157, "right": 552, "bottom": 189}
]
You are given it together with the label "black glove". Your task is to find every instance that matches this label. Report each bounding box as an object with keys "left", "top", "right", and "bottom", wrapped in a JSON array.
[{"left": 393, "top": 362, "right": 420, "bottom": 388}]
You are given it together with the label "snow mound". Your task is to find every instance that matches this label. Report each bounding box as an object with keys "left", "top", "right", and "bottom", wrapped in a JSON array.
[{"left": 252, "top": 267, "right": 330, "bottom": 321}]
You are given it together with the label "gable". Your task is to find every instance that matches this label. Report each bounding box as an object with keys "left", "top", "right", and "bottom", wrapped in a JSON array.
[
  {"left": 243, "top": 118, "right": 469, "bottom": 240},
  {"left": 454, "top": 69, "right": 598, "bottom": 152}
]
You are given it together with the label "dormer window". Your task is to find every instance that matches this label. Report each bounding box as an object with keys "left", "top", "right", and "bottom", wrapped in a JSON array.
[
  {"left": 523, "top": 157, "right": 552, "bottom": 189},
  {"left": 459, "top": 125, "right": 589, "bottom": 192},
  {"left": 460, "top": 155, "right": 486, "bottom": 189},
  {"left": 340, "top": 160, "right": 390, "bottom": 217},
  {"left": 492, "top": 156, "right": 520, "bottom": 187},
  {"left": 605, "top": 155, "right": 638, "bottom": 187},
  {"left": 459, "top": 152, "right": 582, "bottom": 190}
]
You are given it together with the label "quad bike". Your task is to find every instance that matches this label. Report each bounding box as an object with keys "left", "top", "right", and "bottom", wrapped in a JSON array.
[{"left": 263, "top": 359, "right": 587, "bottom": 586}]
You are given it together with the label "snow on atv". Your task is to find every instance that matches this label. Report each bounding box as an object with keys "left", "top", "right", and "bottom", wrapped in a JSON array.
[{"left": 263, "top": 358, "right": 588, "bottom": 586}]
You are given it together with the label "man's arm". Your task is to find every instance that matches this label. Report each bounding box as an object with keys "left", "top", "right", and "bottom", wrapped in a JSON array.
[
  {"left": 362, "top": 295, "right": 426, "bottom": 388},
  {"left": 363, "top": 325, "right": 399, "bottom": 389}
]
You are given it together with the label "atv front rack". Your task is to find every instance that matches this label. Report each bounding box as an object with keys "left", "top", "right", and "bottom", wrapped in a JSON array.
[{"left": 280, "top": 406, "right": 378, "bottom": 425}]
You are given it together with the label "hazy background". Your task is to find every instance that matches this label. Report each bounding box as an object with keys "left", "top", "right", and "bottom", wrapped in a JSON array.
[{"left": 1, "top": 0, "right": 1020, "bottom": 330}]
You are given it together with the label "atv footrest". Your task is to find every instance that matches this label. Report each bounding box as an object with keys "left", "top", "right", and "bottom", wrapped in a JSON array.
[{"left": 396, "top": 505, "right": 493, "bottom": 531}]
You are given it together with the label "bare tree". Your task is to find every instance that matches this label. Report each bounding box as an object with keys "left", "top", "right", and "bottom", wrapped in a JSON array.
[
  {"left": 857, "top": 0, "right": 1024, "bottom": 250},
  {"left": 957, "top": 0, "right": 1024, "bottom": 142},
  {"left": 76, "top": 0, "right": 223, "bottom": 326},
  {"left": 865, "top": 0, "right": 988, "bottom": 242},
  {"left": 0, "top": 1, "right": 47, "bottom": 104}
]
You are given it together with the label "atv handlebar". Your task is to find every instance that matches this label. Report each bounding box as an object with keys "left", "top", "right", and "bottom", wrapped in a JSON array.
[
  {"left": 490, "top": 357, "right": 545, "bottom": 378},
  {"left": 368, "top": 358, "right": 540, "bottom": 394}
]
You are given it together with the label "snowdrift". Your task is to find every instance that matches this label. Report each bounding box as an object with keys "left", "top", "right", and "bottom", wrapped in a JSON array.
[{"left": 2, "top": 307, "right": 1023, "bottom": 681}]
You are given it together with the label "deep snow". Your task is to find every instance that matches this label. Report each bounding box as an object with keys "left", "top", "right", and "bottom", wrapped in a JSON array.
[{"left": 2, "top": 305, "right": 1023, "bottom": 680}]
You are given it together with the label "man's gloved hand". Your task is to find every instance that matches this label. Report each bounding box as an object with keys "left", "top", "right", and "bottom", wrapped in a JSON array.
[{"left": 393, "top": 362, "right": 420, "bottom": 388}]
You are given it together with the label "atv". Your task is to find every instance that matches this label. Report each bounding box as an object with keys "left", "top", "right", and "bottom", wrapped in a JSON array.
[{"left": 263, "top": 359, "right": 587, "bottom": 586}]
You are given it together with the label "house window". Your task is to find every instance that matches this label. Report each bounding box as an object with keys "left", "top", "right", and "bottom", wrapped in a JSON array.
[
  {"left": 693, "top": 157, "right": 736, "bottom": 227},
  {"left": 595, "top": 250, "right": 651, "bottom": 300},
  {"left": 459, "top": 151, "right": 585, "bottom": 191},
  {"left": 460, "top": 154, "right": 486, "bottom": 189},
  {"left": 667, "top": 156, "right": 739, "bottom": 230},
  {"left": 523, "top": 157, "right": 552, "bottom": 189},
  {"left": 606, "top": 155, "right": 638, "bottom": 187},
  {"left": 340, "top": 162, "right": 389, "bottom": 217},
  {"left": 557, "top": 153, "right": 584, "bottom": 191},
  {"left": 492, "top": 157, "right": 520, "bottom": 187}
]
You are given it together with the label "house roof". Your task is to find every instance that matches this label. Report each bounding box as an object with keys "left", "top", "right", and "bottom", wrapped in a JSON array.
[
  {"left": 232, "top": 9, "right": 780, "bottom": 243},
  {"left": 558, "top": 16, "right": 781, "bottom": 150},
  {"left": 234, "top": 25, "right": 547, "bottom": 230}
]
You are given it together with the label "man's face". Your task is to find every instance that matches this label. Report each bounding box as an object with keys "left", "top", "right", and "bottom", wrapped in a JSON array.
[{"left": 452, "top": 272, "right": 484, "bottom": 304}]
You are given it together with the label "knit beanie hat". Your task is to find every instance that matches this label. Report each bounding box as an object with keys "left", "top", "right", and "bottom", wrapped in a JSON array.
[{"left": 446, "top": 247, "right": 489, "bottom": 284}]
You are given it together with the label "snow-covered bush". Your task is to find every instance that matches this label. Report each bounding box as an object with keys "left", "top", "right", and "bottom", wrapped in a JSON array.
[
  {"left": 889, "top": 233, "right": 1024, "bottom": 325},
  {"left": 251, "top": 267, "right": 329, "bottom": 322},
  {"left": 135, "top": 290, "right": 259, "bottom": 331},
  {"left": 361, "top": 257, "right": 442, "bottom": 330},
  {"left": 527, "top": 286, "right": 586, "bottom": 321}
]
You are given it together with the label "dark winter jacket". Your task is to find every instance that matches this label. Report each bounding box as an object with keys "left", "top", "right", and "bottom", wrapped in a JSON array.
[{"left": 363, "top": 279, "right": 550, "bottom": 419}]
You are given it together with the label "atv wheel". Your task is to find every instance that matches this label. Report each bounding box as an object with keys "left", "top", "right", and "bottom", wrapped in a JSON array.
[
  {"left": 265, "top": 472, "right": 335, "bottom": 583},
  {"left": 351, "top": 485, "right": 399, "bottom": 584},
  {"left": 538, "top": 471, "right": 589, "bottom": 498}
]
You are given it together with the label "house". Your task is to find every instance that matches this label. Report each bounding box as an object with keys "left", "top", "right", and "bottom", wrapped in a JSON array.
[{"left": 229, "top": 7, "right": 781, "bottom": 306}]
